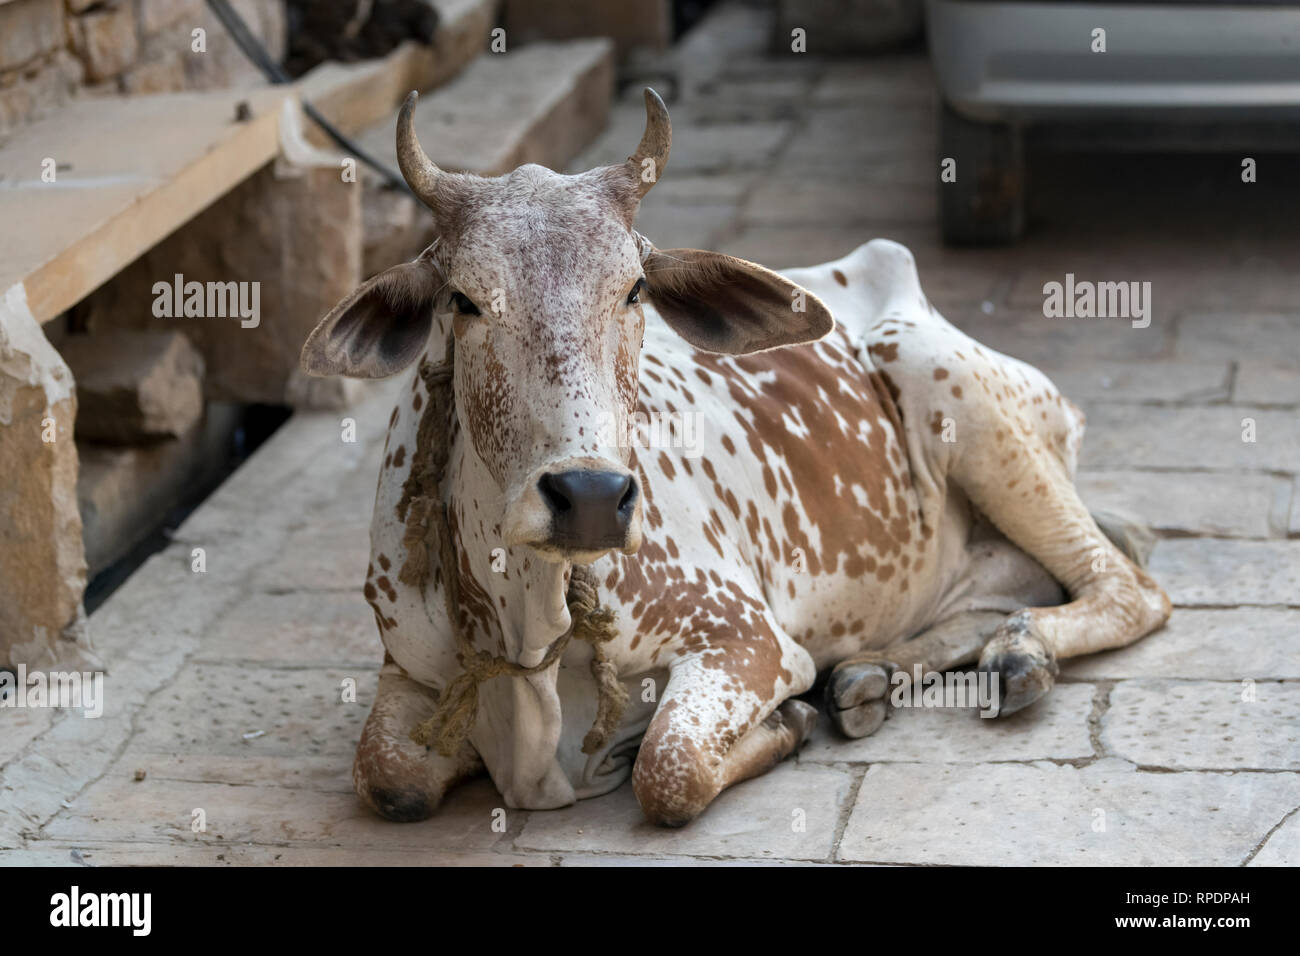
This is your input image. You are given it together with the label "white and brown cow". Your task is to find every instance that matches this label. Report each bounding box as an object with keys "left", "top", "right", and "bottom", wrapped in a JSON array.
[{"left": 300, "top": 90, "right": 1170, "bottom": 827}]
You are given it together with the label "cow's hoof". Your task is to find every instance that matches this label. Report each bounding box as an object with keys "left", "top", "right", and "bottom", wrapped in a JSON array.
[
  {"left": 776, "top": 698, "right": 819, "bottom": 748},
  {"left": 826, "top": 659, "right": 892, "bottom": 738},
  {"left": 978, "top": 612, "right": 1058, "bottom": 717}
]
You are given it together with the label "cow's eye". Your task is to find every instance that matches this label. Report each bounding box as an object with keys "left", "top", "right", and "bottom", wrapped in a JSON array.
[
  {"left": 627, "top": 277, "right": 646, "bottom": 305},
  {"left": 450, "top": 292, "right": 481, "bottom": 316}
]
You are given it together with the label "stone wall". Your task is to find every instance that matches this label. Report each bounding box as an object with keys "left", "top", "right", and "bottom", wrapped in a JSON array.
[{"left": 0, "top": 0, "right": 286, "bottom": 137}]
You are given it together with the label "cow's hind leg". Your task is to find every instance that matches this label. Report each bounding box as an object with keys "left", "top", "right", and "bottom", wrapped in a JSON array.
[
  {"left": 353, "top": 657, "right": 483, "bottom": 821},
  {"left": 827, "top": 525, "right": 1064, "bottom": 738},
  {"left": 954, "top": 446, "right": 1170, "bottom": 718},
  {"left": 827, "top": 610, "right": 1006, "bottom": 737}
]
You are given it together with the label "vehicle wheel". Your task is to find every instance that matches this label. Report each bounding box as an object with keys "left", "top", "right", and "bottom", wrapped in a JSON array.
[{"left": 939, "top": 101, "right": 1026, "bottom": 245}]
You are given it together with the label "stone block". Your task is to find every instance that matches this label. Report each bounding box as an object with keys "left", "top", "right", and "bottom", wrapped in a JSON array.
[
  {"left": 69, "top": 3, "right": 139, "bottom": 84},
  {"left": 77, "top": 157, "right": 362, "bottom": 408},
  {"left": 59, "top": 330, "right": 204, "bottom": 443},
  {"left": 0, "top": 286, "right": 93, "bottom": 670},
  {"left": 0, "top": 0, "right": 64, "bottom": 73}
]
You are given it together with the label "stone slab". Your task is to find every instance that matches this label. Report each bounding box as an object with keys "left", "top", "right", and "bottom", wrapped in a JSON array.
[
  {"left": 1102, "top": 680, "right": 1300, "bottom": 771},
  {"left": 517, "top": 762, "right": 853, "bottom": 861},
  {"left": 839, "top": 758, "right": 1299, "bottom": 866},
  {"left": 801, "top": 682, "right": 1095, "bottom": 764},
  {"left": 1062, "top": 609, "right": 1300, "bottom": 680}
]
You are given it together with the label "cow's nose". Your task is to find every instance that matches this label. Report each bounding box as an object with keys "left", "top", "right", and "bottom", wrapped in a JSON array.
[{"left": 538, "top": 470, "right": 637, "bottom": 550}]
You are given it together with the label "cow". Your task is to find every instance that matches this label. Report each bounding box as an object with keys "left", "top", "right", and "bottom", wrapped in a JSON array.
[{"left": 299, "top": 89, "right": 1171, "bottom": 827}]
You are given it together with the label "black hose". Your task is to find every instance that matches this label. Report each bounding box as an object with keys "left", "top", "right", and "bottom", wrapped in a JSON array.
[{"left": 204, "top": 0, "right": 414, "bottom": 196}]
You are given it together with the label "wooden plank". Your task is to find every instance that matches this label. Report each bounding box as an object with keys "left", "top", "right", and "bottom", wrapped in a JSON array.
[
  {"left": 0, "top": 0, "right": 495, "bottom": 327},
  {"left": 0, "top": 88, "right": 290, "bottom": 325}
]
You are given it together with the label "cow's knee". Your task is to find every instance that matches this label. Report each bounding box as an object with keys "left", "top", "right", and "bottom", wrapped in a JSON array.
[
  {"left": 352, "top": 674, "right": 482, "bottom": 822},
  {"left": 632, "top": 735, "right": 719, "bottom": 828},
  {"left": 353, "top": 720, "right": 447, "bottom": 822}
]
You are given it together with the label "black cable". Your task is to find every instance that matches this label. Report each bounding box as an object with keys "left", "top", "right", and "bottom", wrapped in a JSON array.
[{"left": 204, "top": 0, "right": 415, "bottom": 196}]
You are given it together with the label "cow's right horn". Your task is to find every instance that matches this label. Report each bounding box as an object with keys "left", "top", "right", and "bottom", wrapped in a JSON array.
[
  {"left": 627, "top": 88, "right": 671, "bottom": 198},
  {"left": 396, "top": 90, "right": 442, "bottom": 209}
]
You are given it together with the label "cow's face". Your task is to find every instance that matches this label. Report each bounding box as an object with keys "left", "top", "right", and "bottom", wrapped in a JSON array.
[
  {"left": 302, "top": 90, "right": 833, "bottom": 565},
  {"left": 439, "top": 166, "right": 649, "bottom": 562}
]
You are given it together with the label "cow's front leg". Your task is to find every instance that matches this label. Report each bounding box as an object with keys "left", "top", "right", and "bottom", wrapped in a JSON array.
[
  {"left": 632, "top": 619, "right": 816, "bottom": 827},
  {"left": 353, "top": 657, "right": 483, "bottom": 821}
]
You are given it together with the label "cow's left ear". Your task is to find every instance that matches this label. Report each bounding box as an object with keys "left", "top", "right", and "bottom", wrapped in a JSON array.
[
  {"left": 300, "top": 251, "right": 443, "bottom": 379},
  {"left": 643, "top": 248, "right": 833, "bottom": 354}
]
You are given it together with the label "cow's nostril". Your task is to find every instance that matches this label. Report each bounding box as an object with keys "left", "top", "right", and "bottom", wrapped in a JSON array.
[
  {"left": 538, "top": 470, "right": 636, "bottom": 550},
  {"left": 618, "top": 481, "right": 638, "bottom": 514},
  {"left": 537, "top": 473, "right": 572, "bottom": 515}
]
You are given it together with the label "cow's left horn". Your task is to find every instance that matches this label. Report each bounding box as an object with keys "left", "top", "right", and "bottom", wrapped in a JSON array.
[
  {"left": 628, "top": 88, "right": 671, "bottom": 198},
  {"left": 396, "top": 90, "right": 442, "bottom": 209}
]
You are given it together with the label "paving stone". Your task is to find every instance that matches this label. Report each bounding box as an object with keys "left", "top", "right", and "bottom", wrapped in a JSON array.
[
  {"left": 172, "top": 381, "right": 394, "bottom": 549},
  {"left": 0, "top": 718, "right": 134, "bottom": 848},
  {"left": 1249, "top": 811, "right": 1300, "bottom": 866},
  {"left": 719, "top": 225, "right": 899, "bottom": 269},
  {"left": 517, "top": 762, "right": 853, "bottom": 861},
  {"left": 129, "top": 662, "right": 375, "bottom": 759},
  {"left": 954, "top": 312, "right": 1176, "bottom": 366},
  {"left": 41, "top": 775, "right": 510, "bottom": 851},
  {"left": 1292, "top": 479, "right": 1300, "bottom": 537},
  {"left": 781, "top": 106, "right": 933, "bottom": 172},
  {"left": 1102, "top": 680, "right": 1300, "bottom": 771},
  {"left": 1062, "top": 609, "right": 1300, "bottom": 681},
  {"left": 257, "top": 519, "right": 372, "bottom": 593},
  {"left": 1149, "top": 539, "right": 1300, "bottom": 607},
  {"left": 1234, "top": 361, "right": 1300, "bottom": 406},
  {"left": 0, "top": 705, "right": 56, "bottom": 769},
  {"left": 197, "top": 591, "right": 380, "bottom": 668},
  {"left": 556, "top": 852, "right": 829, "bottom": 866},
  {"left": 1003, "top": 265, "right": 1245, "bottom": 315},
  {"left": 0, "top": 844, "right": 547, "bottom": 866},
  {"left": 743, "top": 175, "right": 935, "bottom": 226},
  {"left": 838, "top": 758, "right": 1299, "bottom": 865},
  {"left": 573, "top": 104, "right": 792, "bottom": 174},
  {"left": 801, "top": 682, "right": 1094, "bottom": 764},
  {"left": 1176, "top": 312, "right": 1300, "bottom": 363},
  {"left": 811, "top": 58, "right": 935, "bottom": 106},
  {"left": 119, "top": 749, "right": 353, "bottom": 793},
  {"left": 1078, "top": 406, "right": 1300, "bottom": 473},
  {"left": 634, "top": 201, "right": 739, "bottom": 251},
  {"left": 1038, "top": 361, "right": 1230, "bottom": 405},
  {"left": 1075, "top": 470, "right": 1286, "bottom": 539}
]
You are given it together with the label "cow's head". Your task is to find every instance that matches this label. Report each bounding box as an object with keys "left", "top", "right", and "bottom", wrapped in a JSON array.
[{"left": 302, "top": 89, "right": 832, "bottom": 564}]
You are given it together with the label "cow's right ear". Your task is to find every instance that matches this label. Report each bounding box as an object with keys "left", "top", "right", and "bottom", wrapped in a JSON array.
[{"left": 300, "top": 253, "right": 443, "bottom": 379}]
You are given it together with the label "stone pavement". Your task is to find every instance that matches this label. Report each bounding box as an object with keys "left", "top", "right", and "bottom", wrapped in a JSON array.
[{"left": 2, "top": 4, "right": 1297, "bottom": 866}]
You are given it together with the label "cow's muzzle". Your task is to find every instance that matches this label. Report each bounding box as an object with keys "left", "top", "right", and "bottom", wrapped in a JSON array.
[
  {"left": 538, "top": 469, "right": 637, "bottom": 552},
  {"left": 503, "top": 458, "right": 642, "bottom": 560}
]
